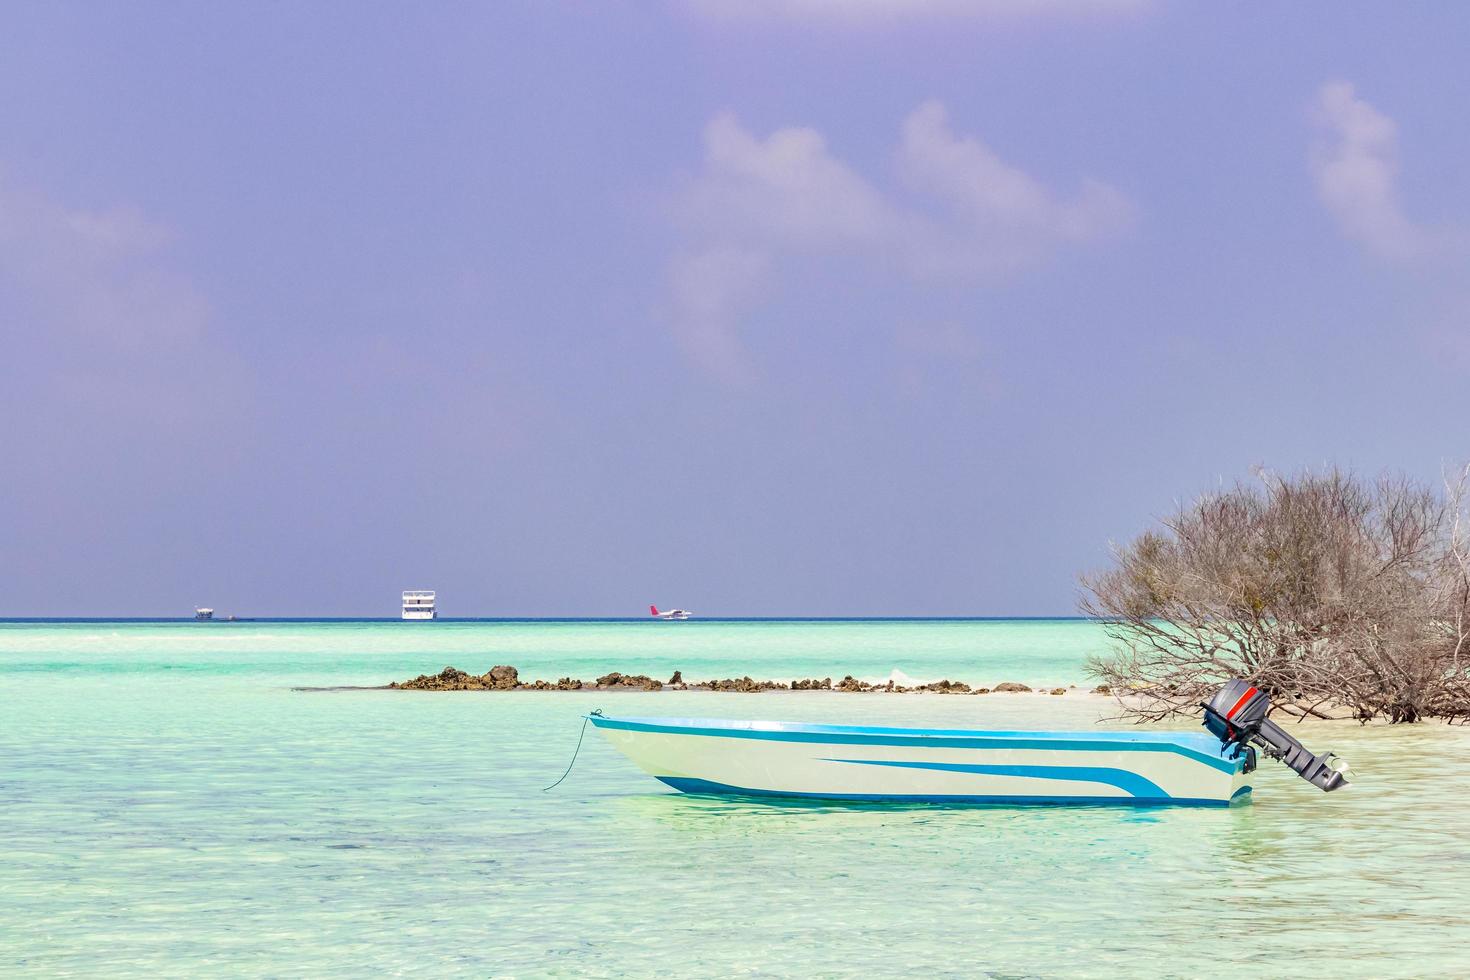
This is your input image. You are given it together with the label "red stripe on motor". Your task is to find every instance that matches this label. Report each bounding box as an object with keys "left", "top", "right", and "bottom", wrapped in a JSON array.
[{"left": 1225, "top": 687, "right": 1258, "bottom": 720}]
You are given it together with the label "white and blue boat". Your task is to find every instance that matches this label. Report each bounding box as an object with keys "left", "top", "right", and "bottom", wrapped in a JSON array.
[
  {"left": 587, "top": 682, "right": 1351, "bottom": 808},
  {"left": 590, "top": 716, "right": 1251, "bottom": 806}
]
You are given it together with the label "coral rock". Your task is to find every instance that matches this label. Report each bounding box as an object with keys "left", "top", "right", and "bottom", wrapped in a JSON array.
[
  {"left": 595, "top": 671, "right": 663, "bottom": 690},
  {"left": 487, "top": 665, "right": 519, "bottom": 690},
  {"left": 391, "top": 666, "right": 489, "bottom": 691},
  {"left": 918, "top": 679, "right": 971, "bottom": 694},
  {"left": 700, "top": 676, "right": 787, "bottom": 692}
]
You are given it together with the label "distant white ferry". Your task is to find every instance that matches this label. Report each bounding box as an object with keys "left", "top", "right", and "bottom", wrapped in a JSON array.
[
  {"left": 402, "top": 590, "right": 437, "bottom": 620},
  {"left": 650, "top": 604, "right": 691, "bottom": 620},
  {"left": 194, "top": 607, "right": 214, "bottom": 621}
]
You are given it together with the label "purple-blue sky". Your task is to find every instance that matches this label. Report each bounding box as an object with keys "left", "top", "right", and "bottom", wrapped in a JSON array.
[{"left": 3, "top": 2, "right": 1468, "bottom": 617}]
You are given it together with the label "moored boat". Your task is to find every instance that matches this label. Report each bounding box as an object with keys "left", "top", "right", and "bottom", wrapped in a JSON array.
[
  {"left": 590, "top": 715, "right": 1251, "bottom": 806},
  {"left": 588, "top": 681, "right": 1350, "bottom": 808}
]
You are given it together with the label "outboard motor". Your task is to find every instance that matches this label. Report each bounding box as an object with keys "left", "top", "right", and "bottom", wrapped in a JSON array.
[{"left": 1202, "top": 680, "right": 1350, "bottom": 792}]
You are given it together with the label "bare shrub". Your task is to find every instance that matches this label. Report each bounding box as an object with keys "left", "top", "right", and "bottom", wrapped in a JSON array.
[{"left": 1081, "top": 467, "right": 1470, "bottom": 723}]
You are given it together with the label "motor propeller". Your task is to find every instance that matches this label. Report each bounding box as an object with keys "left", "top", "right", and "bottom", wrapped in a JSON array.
[{"left": 1202, "top": 680, "right": 1351, "bottom": 792}]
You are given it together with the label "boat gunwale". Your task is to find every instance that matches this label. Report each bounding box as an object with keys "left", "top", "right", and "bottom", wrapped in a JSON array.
[{"left": 587, "top": 715, "right": 1244, "bottom": 773}]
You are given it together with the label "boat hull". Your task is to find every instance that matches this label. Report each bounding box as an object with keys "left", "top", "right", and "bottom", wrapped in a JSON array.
[{"left": 589, "top": 716, "right": 1251, "bottom": 807}]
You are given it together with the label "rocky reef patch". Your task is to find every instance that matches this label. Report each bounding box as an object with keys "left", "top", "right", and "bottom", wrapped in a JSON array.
[{"left": 388, "top": 665, "right": 1087, "bottom": 695}]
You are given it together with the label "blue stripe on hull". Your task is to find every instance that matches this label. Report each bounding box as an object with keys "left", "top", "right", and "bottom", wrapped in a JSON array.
[
  {"left": 822, "top": 757, "right": 1169, "bottom": 799},
  {"left": 656, "top": 776, "right": 1246, "bottom": 808},
  {"left": 589, "top": 716, "right": 1242, "bottom": 773}
]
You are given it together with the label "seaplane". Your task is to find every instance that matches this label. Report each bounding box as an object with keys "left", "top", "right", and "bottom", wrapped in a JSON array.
[{"left": 649, "top": 604, "right": 692, "bottom": 621}]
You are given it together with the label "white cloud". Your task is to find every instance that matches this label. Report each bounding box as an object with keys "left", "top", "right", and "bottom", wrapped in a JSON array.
[
  {"left": 892, "top": 320, "right": 1005, "bottom": 402},
  {"left": 667, "top": 247, "right": 771, "bottom": 383},
  {"left": 897, "top": 100, "right": 1133, "bottom": 276},
  {"left": 1310, "top": 81, "right": 1429, "bottom": 261},
  {"left": 0, "top": 173, "right": 243, "bottom": 471},
  {"left": 0, "top": 175, "right": 207, "bottom": 349},
  {"left": 677, "top": 114, "right": 891, "bottom": 250},
  {"left": 667, "top": 102, "right": 1131, "bottom": 379}
]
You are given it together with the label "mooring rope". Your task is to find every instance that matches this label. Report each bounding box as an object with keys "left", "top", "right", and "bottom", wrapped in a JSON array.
[{"left": 543, "top": 709, "right": 602, "bottom": 791}]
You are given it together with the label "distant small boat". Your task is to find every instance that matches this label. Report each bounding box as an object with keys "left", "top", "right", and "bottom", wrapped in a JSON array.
[
  {"left": 589, "top": 681, "right": 1350, "bottom": 808},
  {"left": 194, "top": 607, "right": 214, "bottom": 621},
  {"left": 402, "top": 590, "right": 437, "bottom": 621},
  {"left": 650, "top": 604, "right": 691, "bottom": 620}
]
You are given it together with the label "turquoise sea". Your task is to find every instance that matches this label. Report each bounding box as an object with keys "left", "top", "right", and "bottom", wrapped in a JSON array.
[{"left": 4, "top": 619, "right": 1469, "bottom": 977}]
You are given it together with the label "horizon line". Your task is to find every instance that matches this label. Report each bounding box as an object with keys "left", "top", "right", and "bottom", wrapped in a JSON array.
[{"left": 0, "top": 615, "right": 1095, "bottom": 624}]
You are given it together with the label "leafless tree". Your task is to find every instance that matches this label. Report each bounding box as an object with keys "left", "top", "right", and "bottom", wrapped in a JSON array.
[
  {"left": 1428, "top": 464, "right": 1470, "bottom": 721},
  {"left": 1081, "top": 467, "right": 1470, "bottom": 724}
]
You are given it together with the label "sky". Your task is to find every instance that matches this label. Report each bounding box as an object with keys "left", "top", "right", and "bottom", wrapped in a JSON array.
[{"left": 2, "top": 2, "right": 1469, "bottom": 617}]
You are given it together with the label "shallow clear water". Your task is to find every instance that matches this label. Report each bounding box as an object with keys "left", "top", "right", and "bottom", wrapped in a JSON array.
[
  {"left": 0, "top": 618, "right": 1100, "bottom": 688},
  {"left": 4, "top": 620, "right": 1468, "bottom": 977}
]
